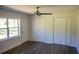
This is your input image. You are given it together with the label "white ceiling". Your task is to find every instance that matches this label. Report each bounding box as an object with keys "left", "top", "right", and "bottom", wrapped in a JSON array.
[{"left": 5, "top": 5, "right": 79, "bottom": 14}]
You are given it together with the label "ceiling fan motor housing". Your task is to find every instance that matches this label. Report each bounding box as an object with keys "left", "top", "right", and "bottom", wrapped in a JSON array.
[{"left": 36, "top": 10, "right": 41, "bottom": 16}]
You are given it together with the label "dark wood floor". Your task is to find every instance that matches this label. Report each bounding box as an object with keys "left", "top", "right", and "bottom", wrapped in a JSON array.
[{"left": 3, "top": 41, "right": 78, "bottom": 54}]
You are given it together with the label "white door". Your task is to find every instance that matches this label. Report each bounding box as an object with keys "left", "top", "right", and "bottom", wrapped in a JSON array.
[
  {"left": 32, "top": 15, "right": 53, "bottom": 44},
  {"left": 65, "top": 17, "right": 72, "bottom": 46},
  {"left": 54, "top": 17, "right": 66, "bottom": 45},
  {"left": 32, "top": 16, "right": 72, "bottom": 46},
  {"left": 32, "top": 16, "right": 45, "bottom": 42},
  {"left": 44, "top": 15, "right": 53, "bottom": 44}
]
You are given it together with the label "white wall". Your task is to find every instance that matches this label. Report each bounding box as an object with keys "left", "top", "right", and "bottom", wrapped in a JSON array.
[{"left": 0, "top": 8, "right": 29, "bottom": 53}]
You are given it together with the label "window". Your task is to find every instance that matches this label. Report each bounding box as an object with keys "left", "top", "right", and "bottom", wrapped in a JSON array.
[
  {"left": 0, "top": 18, "right": 7, "bottom": 39},
  {"left": 0, "top": 18, "right": 20, "bottom": 39},
  {"left": 8, "top": 19, "right": 20, "bottom": 37}
]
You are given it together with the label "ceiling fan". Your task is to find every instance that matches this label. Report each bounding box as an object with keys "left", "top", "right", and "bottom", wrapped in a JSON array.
[{"left": 35, "top": 6, "right": 52, "bottom": 16}]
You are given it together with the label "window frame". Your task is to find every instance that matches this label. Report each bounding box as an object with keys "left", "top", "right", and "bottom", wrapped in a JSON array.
[{"left": 0, "top": 18, "right": 20, "bottom": 39}]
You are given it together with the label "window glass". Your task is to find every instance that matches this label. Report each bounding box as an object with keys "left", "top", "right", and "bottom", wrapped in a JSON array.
[
  {"left": 0, "top": 18, "right": 7, "bottom": 28},
  {"left": 0, "top": 18, "right": 7, "bottom": 39},
  {"left": 0, "top": 29, "right": 7, "bottom": 39},
  {"left": 9, "top": 28, "right": 18, "bottom": 37},
  {"left": 8, "top": 19, "right": 18, "bottom": 27}
]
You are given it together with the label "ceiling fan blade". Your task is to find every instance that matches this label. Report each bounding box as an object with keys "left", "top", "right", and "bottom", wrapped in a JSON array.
[{"left": 40, "top": 13, "right": 52, "bottom": 15}]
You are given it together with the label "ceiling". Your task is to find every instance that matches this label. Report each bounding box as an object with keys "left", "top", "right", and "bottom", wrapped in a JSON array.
[{"left": 4, "top": 5, "right": 79, "bottom": 14}]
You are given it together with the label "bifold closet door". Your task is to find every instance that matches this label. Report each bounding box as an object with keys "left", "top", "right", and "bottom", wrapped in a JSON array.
[
  {"left": 54, "top": 17, "right": 66, "bottom": 45},
  {"left": 32, "top": 16, "right": 72, "bottom": 46},
  {"left": 44, "top": 15, "right": 53, "bottom": 44},
  {"left": 32, "top": 15, "right": 53, "bottom": 44},
  {"left": 65, "top": 18, "right": 72, "bottom": 46},
  {"left": 32, "top": 16, "right": 46, "bottom": 42}
]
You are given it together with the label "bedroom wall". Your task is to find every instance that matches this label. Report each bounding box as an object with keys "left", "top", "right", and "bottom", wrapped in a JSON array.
[{"left": 0, "top": 8, "right": 29, "bottom": 53}]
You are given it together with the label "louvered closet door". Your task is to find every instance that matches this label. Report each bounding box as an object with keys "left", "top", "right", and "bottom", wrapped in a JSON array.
[{"left": 54, "top": 17, "right": 66, "bottom": 45}]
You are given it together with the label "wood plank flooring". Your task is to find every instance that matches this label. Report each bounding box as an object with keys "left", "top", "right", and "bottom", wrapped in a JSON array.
[{"left": 3, "top": 41, "right": 78, "bottom": 54}]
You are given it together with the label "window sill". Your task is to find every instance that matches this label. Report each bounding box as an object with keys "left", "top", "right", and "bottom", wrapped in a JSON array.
[{"left": 0, "top": 35, "right": 20, "bottom": 41}]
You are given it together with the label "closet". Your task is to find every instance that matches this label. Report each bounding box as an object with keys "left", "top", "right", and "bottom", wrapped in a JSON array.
[{"left": 32, "top": 14, "right": 72, "bottom": 46}]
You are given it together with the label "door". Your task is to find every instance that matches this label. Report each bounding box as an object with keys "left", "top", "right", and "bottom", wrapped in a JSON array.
[
  {"left": 32, "top": 15, "right": 53, "bottom": 44},
  {"left": 44, "top": 15, "right": 53, "bottom": 44},
  {"left": 54, "top": 17, "right": 65, "bottom": 45},
  {"left": 65, "top": 17, "right": 72, "bottom": 46}
]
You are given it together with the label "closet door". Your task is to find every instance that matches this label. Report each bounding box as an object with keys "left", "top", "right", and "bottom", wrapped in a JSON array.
[
  {"left": 54, "top": 17, "right": 65, "bottom": 45},
  {"left": 32, "top": 16, "right": 41, "bottom": 41},
  {"left": 32, "top": 16, "right": 45, "bottom": 42},
  {"left": 32, "top": 15, "right": 53, "bottom": 44},
  {"left": 38, "top": 16, "right": 46, "bottom": 42},
  {"left": 44, "top": 15, "right": 53, "bottom": 44},
  {"left": 65, "top": 17, "right": 72, "bottom": 46}
]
